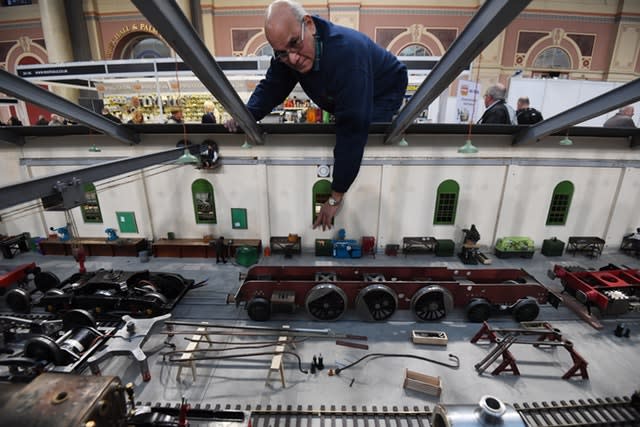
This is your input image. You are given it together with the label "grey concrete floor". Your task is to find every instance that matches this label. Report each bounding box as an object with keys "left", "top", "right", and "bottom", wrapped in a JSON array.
[{"left": 0, "top": 248, "right": 638, "bottom": 410}]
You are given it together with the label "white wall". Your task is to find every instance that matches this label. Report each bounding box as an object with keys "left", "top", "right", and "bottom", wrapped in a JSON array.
[{"left": 1, "top": 131, "right": 639, "bottom": 251}]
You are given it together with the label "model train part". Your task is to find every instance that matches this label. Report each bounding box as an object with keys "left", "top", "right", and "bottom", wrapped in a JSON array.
[
  {"left": 432, "top": 395, "right": 526, "bottom": 427},
  {"left": 227, "top": 265, "right": 550, "bottom": 322},
  {"left": 550, "top": 264, "right": 640, "bottom": 317},
  {"left": 5, "top": 268, "right": 194, "bottom": 317}
]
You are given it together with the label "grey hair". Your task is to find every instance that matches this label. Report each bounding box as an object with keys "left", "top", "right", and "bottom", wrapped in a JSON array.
[
  {"left": 266, "top": 0, "right": 307, "bottom": 21},
  {"left": 486, "top": 84, "right": 507, "bottom": 101}
]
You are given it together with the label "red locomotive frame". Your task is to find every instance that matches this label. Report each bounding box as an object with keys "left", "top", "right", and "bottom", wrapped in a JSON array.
[
  {"left": 228, "top": 265, "right": 549, "bottom": 322},
  {"left": 0, "top": 262, "right": 39, "bottom": 292},
  {"left": 552, "top": 265, "right": 640, "bottom": 317}
]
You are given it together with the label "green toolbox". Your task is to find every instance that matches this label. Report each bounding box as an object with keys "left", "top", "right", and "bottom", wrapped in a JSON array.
[
  {"left": 541, "top": 237, "right": 565, "bottom": 256},
  {"left": 236, "top": 246, "right": 258, "bottom": 267},
  {"left": 315, "top": 239, "right": 333, "bottom": 256},
  {"left": 435, "top": 239, "right": 455, "bottom": 256}
]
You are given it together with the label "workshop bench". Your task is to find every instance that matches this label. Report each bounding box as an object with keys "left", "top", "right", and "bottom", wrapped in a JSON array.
[
  {"left": 402, "top": 236, "right": 437, "bottom": 256},
  {"left": 567, "top": 236, "right": 605, "bottom": 258},
  {"left": 38, "top": 237, "right": 147, "bottom": 257},
  {"left": 152, "top": 238, "right": 261, "bottom": 258}
]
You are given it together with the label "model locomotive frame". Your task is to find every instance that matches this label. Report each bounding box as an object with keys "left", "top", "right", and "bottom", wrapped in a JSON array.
[
  {"left": 227, "top": 265, "right": 550, "bottom": 322},
  {"left": 5, "top": 268, "right": 194, "bottom": 317}
]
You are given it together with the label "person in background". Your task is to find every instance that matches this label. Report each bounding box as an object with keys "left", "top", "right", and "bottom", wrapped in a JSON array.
[
  {"left": 166, "top": 109, "right": 184, "bottom": 124},
  {"left": 603, "top": 105, "right": 636, "bottom": 128},
  {"left": 48, "top": 114, "right": 65, "bottom": 126},
  {"left": 8, "top": 116, "right": 22, "bottom": 126},
  {"left": 201, "top": 140, "right": 219, "bottom": 168},
  {"left": 128, "top": 110, "right": 145, "bottom": 124},
  {"left": 516, "top": 96, "right": 543, "bottom": 124},
  {"left": 478, "top": 83, "right": 517, "bottom": 124},
  {"left": 224, "top": 0, "right": 408, "bottom": 231},
  {"left": 216, "top": 236, "right": 227, "bottom": 264},
  {"left": 202, "top": 100, "right": 217, "bottom": 123},
  {"left": 36, "top": 114, "right": 48, "bottom": 125},
  {"left": 101, "top": 107, "right": 122, "bottom": 123}
]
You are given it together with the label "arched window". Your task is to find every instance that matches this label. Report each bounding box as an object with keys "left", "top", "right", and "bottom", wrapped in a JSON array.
[
  {"left": 121, "top": 35, "right": 171, "bottom": 59},
  {"left": 81, "top": 183, "right": 103, "bottom": 223},
  {"left": 192, "top": 179, "right": 216, "bottom": 224},
  {"left": 533, "top": 47, "right": 571, "bottom": 69},
  {"left": 255, "top": 44, "right": 274, "bottom": 57},
  {"left": 312, "top": 179, "right": 332, "bottom": 224},
  {"left": 399, "top": 44, "right": 432, "bottom": 56},
  {"left": 546, "top": 181, "right": 574, "bottom": 225},
  {"left": 433, "top": 180, "right": 459, "bottom": 225}
]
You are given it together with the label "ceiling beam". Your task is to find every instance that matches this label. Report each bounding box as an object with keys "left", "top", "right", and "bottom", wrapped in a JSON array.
[
  {"left": 131, "top": 0, "right": 265, "bottom": 146},
  {"left": 0, "top": 128, "right": 24, "bottom": 146},
  {"left": 513, "top": 78, "right": 640, "bottom": 145},
  {"left": 0, "top": 146, "right": 196, "bottom": 210},
  {"left": 384, "top": 0, "right": 531, "bottom": 145},
  {"left": 0, "top": 69, "right": 139, "bottom": 145}
]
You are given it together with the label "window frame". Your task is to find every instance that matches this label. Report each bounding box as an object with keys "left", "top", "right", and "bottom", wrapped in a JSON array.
[
  {"left": 546, "top": 180, "right": 574, "bottom": 226},
  {"left": 81, "top": 183, "right": 103, "bottom": 223},
  {"left": 433, "top": 179, "right": 460, "bottom": 225},
  {"left": 191, "top": 179, "right": 217, "bottom": 224}
]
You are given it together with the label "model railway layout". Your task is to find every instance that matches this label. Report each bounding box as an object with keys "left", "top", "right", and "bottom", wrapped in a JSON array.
[{"left": 228, "top": 265, "right": 550, "bottom": 322}]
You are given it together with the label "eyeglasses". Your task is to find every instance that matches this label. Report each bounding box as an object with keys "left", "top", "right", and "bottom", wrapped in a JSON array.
[{"left": 273, "top": 19, "right": 305, "bottom": 62}]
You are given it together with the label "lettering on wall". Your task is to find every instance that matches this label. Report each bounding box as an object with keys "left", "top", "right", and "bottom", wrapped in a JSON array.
[{"left": 105, "top": 23, "right": 160, "bottom": 58}]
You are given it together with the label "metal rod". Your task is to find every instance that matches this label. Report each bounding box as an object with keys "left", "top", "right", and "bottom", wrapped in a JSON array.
[
  {"left": 513, "top": 78, "right": 640, "bottom": 145},
  {"left": 131, "top": 0, "right": 264, "bottom": 145},
  {"left": 384, "top": 0, "right": 531, "bottom": 144},
  {"left": 0, "top": 69, "right": 139, "bottom": 145}
]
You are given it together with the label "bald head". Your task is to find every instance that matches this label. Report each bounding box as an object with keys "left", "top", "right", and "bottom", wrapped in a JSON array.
[{"left": 620, "top": 105, "right": 634, "bottom": 117}]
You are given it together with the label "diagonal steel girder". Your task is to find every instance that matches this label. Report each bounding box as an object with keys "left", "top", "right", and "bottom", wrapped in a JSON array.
[
  {"left": 513, "top": 78, "right": 640, "bottom": 145},
  {"left": 0, "top": 69, "right": 139, "bottom": 145},
  {"left": 384, "top": 0, "right": 531, "bottom": 145},
  {"left": 132, "top": 0, "right": 264, "bottom": 145},
  {"left": 0, "top": 127, "right": 24, "bottom": 146},
  {"left": 0, "top": 146, "right": 196, "bottom": 210}
]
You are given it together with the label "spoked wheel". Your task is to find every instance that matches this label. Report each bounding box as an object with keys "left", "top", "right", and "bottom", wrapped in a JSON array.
[
  {"left": 512, "top": 298, "right": 540, "bottom": 322},
  {"left": 411, "top": 286, "right": 454, "bottom": 321},
  {"left": 305, "top": 284, "right": 348, "bottom": 321},
  {"left": 355, "top": 284, "right": 398, "bottom": 321},
  {"left": 466, "top": 299, "right": 492, "bottom": 322}
]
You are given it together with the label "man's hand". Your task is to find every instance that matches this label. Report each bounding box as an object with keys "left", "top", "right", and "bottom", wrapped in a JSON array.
[
  {"left": 224, "top": 118, "right": 238, "bottom": 132},
  {"left": 312, "top": 202, "right": 340, "bottom": 231}
]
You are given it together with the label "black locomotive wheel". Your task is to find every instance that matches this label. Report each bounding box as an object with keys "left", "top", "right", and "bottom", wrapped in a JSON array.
[
  {"left": 363, "top": 290, "right": 397, "bottom": 321},
  {"left": 5, "top": 288, "right": 31, "bottom": 313},
  {"left": 247, "top": 297, "right": 271, "bottom": 321},
  {"left": 355, "top": 285, "right": 398, "bottom": 321},
  {"left": 24, "top": 335, "right": 63, "bottom": 365},
  {"left": 151, "top": 273, "right": 185, "bottom": 299},
  {"left": 466, "top": 299, "right": 491, "bottom": 322},
  {"left": 512, "top": 298, "right": 540, "bottom": 322},
  {"left": 63, "top": 309, "right": 97, "bottom": 330},
  {"left": 305, "top": 284, "right": 347, "bottom": 321},
  {"left": 34, "top": 271, "right": 60, "bottom": 293},
  {"left": 411, "top": 287, "right": 453, "bottom": 321}
]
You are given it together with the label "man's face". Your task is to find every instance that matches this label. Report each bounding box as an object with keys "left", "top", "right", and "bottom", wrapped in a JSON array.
[
  {"left": 266, "top": 14, "right": 315, "bottom": 74},
  {"left": 517, "top": 100, "right": 527, "bottom": 110},
  {"left": 483, "top": 94, "right": 493, "bottom": 107}
]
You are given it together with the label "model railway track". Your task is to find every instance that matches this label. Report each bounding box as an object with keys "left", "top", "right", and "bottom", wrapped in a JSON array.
[
  {"left": 250, "top": 405, "right": 433, "bottom": 427},
  {"left": 139, "top": 399, "right": 640, "bottom": 427},
  {"left": 513, "top": 396, "right": 640, "bottom": 426}
]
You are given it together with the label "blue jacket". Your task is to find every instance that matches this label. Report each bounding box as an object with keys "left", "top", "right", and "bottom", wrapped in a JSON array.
[{"left": 247, "top": 16, "right": 407, "bottom": 193}]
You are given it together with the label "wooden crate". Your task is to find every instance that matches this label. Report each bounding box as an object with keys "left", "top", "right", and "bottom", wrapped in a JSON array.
[
  {"left": 403, "top": 369, "right": 442, "bottom": 397},
  {"left": 411, "top": 330, "right": 448, "bottom": 346}
]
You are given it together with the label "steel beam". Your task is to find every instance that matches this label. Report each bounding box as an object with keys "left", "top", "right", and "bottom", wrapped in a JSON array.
[
  {"left": 0, "top": 128, "right": 24, "bottom": 146},
  {"left": 384, "top": 0, "right": 531, "bottom": 144},
  {"left": 513, "top": 78, "right": 640, "bottom": 145},
  {"left": 0, "top": 146, "right": 196, "bottom": 210},
  {"left": 0, "top": 69, "right": 139, "bottom": 145},
  {"left": 132, "top": 0, "right": 265, "bottom": 146}
]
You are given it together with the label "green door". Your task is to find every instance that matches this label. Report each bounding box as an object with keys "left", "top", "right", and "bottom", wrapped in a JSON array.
[
  {"left": 116, "top": 211, "right": 138, "bottom": 233},
  {"left": 231, "top": 208, "right": 248, "bottom": 229}
]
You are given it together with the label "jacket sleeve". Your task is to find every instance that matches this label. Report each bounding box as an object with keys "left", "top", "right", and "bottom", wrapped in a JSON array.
[
  {"left": 246, "top": 61, "right": 298, "bottom": 121},
  {"left": 331, "top": 66, "right": 374, "bottom": 193}
]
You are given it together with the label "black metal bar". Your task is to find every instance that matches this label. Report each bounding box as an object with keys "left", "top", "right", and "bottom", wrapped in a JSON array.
[
  {"left": 384, "top": 0, "right": 531, "bottom": 144},
  {"left": 131, "top": 0, "right": 264, "bottom": 146},
  {"left": 0, "top": 69, "right": 139, "bottom": 145}
]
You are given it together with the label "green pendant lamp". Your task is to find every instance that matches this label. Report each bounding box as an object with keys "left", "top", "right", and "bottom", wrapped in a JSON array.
[
  {"left": 397, "top": 136, "right": 409, "bottom": 147},
  {"left": 241, "top": 139, "right": 252, "bottom": 149},
  {"left": 458, "top": 139, "right": 479, "bottom": 154},
  {"left": 559, "top": 135, "right": 573, "bottom": 146},
  {"left": 88, "top": 144, "right": 101, "bottom": 152},
  {"left": 176, "top": 148, "right": 200, "bottom": 164}
]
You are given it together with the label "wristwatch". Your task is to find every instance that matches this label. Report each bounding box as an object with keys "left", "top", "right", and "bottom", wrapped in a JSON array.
[{"left": 328, "top": 197, "right": 342, "bottom": 206}]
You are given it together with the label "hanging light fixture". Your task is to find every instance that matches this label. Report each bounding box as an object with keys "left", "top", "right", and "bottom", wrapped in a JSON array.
[
  {"left": 458, "top": 54, "right": 483, "bottom": 154},
  {"left": 171, "top": 52, "right": 201, "bottom": 166},
  {"left": 559, "top": 130, "right": 573, "bottom": 146},
  {"left": 88, "top": 144, "right": 102, "bottom": 153},
  {"left": 241, "top": 139, "right": 252, "bottom": 149},
  {"left": 397, "top": 135, "right": 409, "bottom": 147}
]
